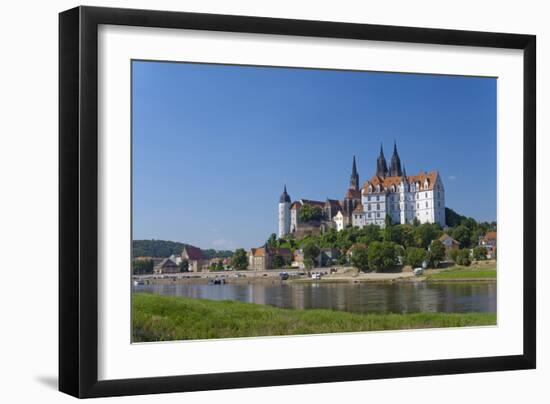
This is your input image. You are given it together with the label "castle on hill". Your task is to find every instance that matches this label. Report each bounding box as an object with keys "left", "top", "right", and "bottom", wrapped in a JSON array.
[{"left": 278, "top": 142, "right": 446, "bottom": 237}]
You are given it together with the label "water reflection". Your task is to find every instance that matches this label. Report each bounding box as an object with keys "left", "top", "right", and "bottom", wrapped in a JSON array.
[{"left": 134, "top": 282, "right": 496, "bottom": 314}]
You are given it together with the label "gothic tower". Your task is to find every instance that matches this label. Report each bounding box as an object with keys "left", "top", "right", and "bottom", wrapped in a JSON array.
[
  {"left": 350, "top": 155, "right": 359, "bottom": 191},
  {"left": 376, "top": 143, "right": 389, "bottom": 178},
  {"left": 389, "top": 141, "right": 403, "bottom": 177},
  {"left": 278, "top": 185, "right": 291, "bottom": 238}
]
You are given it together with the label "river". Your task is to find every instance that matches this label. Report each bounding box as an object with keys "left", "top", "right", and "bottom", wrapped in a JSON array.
[{"left": 133, "top": 281, "right": 496, "bottom": 314}]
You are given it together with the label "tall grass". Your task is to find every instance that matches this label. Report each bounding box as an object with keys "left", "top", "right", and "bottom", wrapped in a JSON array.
[{"left": 132, "top": 293, "right": 496, "bottom": 342}]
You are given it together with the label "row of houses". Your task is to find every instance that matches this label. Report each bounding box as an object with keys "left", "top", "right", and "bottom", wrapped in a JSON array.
[
  {"left": 145, "top": 245, "right": 230, "bottom": 274},
  {"left": 248, "top": 246, "right": 340, "bottom": 271},
  {"left": 140, "top": 231, "right": 497, "bottom": 274},
  {"left": 439, "top": 231, "right": 497, "bottom": 259}
]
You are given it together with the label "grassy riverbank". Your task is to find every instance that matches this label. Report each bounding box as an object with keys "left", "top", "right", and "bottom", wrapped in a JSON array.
[
  {"left": 132, "top": 293, "right": 496, "bottom": 342},
  {"left": 426, "top": 266, "right": 496, "bottom": 280}
]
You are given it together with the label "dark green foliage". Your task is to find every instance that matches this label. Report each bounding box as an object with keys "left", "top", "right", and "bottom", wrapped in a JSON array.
[
  {"left": 232, "top": 248, "right": 249, "bottom": 270},
  {"left": 132, "top": 239, "right": 185, "bottom": 258},
  {"left": 299, "top": 204, "right": 324, "bottom": 223},
  {"left": 428, "top": 239, "right": 446, "bottom": 267},
  {"left": 201, "top": 249, "right": 234, "bottom": 260},
  {"left": 472, "top": 246, "right": 488, "bottom": 261},
  {"left": 413, "top": 223, "right": 442, "bottom": 249},
  {"left": 445, "top": 207, "right": 467, "bottom": 228},
  {"left": 350, "top": 244, "right": 369, "bottom": 272},
  {"left": 266, "top": 233, "right": 278, "bottom": 247},
  {"left": 450, "top": 225, "right": 471, "bottom": 248},
  {"left": 404, "top": 247, "right": 427, "bottom": 268},
  {"left": 132, "top": 259, "right": 153, "bottom": 275},
  {"left": 272, "top": 254, "right": 285, "bottom": 269},
  {"left": 132, "top": 239, "right": 233, "bottom": 259},
  {"left": 368, "top": 241, "right": 398, "bottom": 272},
  {"left": 303, "top": 242, "right": 320, "bottom": 267}
]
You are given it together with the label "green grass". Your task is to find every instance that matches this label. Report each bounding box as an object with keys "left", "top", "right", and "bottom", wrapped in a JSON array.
[
  {"left": 427, "top": 267, "right": 496, "bottom": 280},
  {"left": 132, "top": 293, "right": 496, "bottom": 342}
]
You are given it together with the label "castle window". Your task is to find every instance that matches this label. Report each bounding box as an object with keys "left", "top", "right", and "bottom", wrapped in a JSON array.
[
  {"left": 425, "top": 201, "right": 428, "bottom": 208},
  {"left": 376, "top": 212, "right": 380, "bottom": 218},
  {"left": 425, "top": 192, "right": 427, "bottom": 198},
  {"left": 368, "top": 204, "right": 371, "bottom": 211},
  {"left": 376, "top": 195, "right": 380, "bottom": 201},
  {"left": 377, "top": 203, "right": 380, "bottom": 210}
]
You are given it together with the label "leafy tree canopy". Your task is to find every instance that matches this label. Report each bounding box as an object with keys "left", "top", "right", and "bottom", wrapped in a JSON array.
[
  {"left": 232, "top": 248, "right": 249, "bottom": 270},
  {"left": 368, "top": 241, "right": 399, "bottom": 272},
  {"left": 299, "top": 204, "right": 324, "bottom": 223}
]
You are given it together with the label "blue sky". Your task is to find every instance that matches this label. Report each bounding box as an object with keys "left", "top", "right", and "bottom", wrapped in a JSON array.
[{"left": 132, "top": 60, "right": 496, "bottom": 250}]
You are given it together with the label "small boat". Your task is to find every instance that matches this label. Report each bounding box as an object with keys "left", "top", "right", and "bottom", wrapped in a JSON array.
[
  {"left": 133, "top": 279, "right": 145, "bottom": 286},
  {"left": 208, "top": 278, "right": 226, "bottom": 285}
]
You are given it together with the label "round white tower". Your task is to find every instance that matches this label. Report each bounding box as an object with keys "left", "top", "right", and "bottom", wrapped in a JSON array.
[{"left": 278, "top": 185, "right": 291, "bottom": 238}]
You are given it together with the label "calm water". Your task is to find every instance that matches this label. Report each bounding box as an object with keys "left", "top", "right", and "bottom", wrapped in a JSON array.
[{"left": 134, "top": 281, "right": 496, "bottom": 314}]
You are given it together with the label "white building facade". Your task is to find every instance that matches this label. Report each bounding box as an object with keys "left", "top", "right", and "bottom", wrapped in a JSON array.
[{"left": 277, "top": 143, "right": 446, "bottom": 236}]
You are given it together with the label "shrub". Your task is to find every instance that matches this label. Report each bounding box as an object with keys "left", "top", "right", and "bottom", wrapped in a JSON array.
[{"left": 404, "top": 247, "right": 427, "bottom": 268}]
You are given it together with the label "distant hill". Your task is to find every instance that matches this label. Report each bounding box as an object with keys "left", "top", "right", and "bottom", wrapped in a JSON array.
[{"left": 132, "top": 239, "right": 233, "bottom": 259}]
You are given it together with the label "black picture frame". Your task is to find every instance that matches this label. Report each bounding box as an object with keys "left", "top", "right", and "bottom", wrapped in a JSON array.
[{"left": 59, "top": 5, "right": 536, "bottom": 398}]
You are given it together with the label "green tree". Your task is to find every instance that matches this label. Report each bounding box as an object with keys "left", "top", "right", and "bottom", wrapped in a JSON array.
[
  {"left": 303, "top": 242, "right": 320, "bottom": 267},
  {"left": 350, "top": 244, "right": 369, "bottom": 272},
  {"left": 472, "top": 246, "right": 487, "bottom": 261},
  {"left": 132, "top": 259, "right": 154, "bottom": 275},
  {"left": 451, "top": 225, "right": 471, "bottom": 248},
  {"left": 299, "top": 204, "right": 324, "bottom": 223},
  {"left": 413, "top": 223, "right": 442, "bottom": 249},
  {"left": 428, "top": 239, "right": 446, "bottom": 268},
  {"left": 272, "top": 254, "right": 285, "bottom": 269},
  {"left": 456, "top": 249, "right": 472, "bottom": 266},
  {"left": 266, "top": 233, "right": 278, "bottom": 248},
  {"left": 232, "top": 248, "right": 248, "bottom": 270},
  {"left": 383, "top": 214, "right": 393, "bottom": 242},
  {"left": 445, "top": 207, "right": 467, "bottom": 227},
  {"left": 367, "top": 241, "right": 398, "bottom": 272},
  {"left": 404, "top": 247, "right": 427, "bottom": 268},
  {"left": 179, "top": 259, "right": 189, "bottom": 272}
]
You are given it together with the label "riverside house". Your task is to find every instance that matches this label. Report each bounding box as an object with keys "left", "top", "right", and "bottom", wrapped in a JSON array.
[
  {"left": 249, "top": 246, "right": 292, "bottom": 270},
  {"left": 153, "top": 258, "right": 179, "bottom": 274}
]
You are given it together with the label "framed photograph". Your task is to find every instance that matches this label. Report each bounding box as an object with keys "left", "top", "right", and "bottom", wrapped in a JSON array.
[{"left": 59, "top": 6, "right": 536, "bottom": 398}]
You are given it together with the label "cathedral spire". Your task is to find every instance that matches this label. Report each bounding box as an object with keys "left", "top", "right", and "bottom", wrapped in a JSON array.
[
  {"left": 376, "top": 143, "right": 389, "bottom": 178},
  {"left": 389, "top": 140, "right": 403, "bottom": 177},
  {"left": 279, "top": 184, "right": 291, "bottom": 203},
  {"left": 350, "top": 155, "right": 359, "bottom": 190}
]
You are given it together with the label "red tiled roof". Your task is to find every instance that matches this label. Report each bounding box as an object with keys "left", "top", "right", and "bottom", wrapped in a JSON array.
[
  {"left": 252, "top": 247, "right": 292, "bottom": 257},
  {"left": 363, "top": 171, "right": 439, "bottom": 194},
  {"left": 483, "top": 231, "right": 497, "bottom": 240},
  {"left": 182, "top": 245, "right": 203, "bottom": 260}
]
